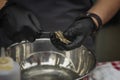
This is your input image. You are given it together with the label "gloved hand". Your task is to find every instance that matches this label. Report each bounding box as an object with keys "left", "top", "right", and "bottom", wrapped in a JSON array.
[
  {"left": 0, "top": 5, "right": 42, "bottom": 44},
  {"left": 50, "top": 13, "right": 99, "bottom": 50}
]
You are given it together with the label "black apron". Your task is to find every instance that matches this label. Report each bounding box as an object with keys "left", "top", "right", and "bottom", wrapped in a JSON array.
[{"left": 7, "top": 0, "right": 93, "bottom": 32}]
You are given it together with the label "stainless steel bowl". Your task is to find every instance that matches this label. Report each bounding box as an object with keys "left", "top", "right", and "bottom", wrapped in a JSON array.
[{"left": 7, "top": 38, "right": 96, "bottom": 80}]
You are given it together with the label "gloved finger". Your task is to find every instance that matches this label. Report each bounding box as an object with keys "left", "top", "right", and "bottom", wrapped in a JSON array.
[
  {"left": 12, "top": 35, "right": 35, "bottom": 43},
  {"left": 63, "top": 28, "right": 80, "bottom": 42},
  {"left": 51, "top": 39, "right": 66, "bottom": 50},
  {"left": 27, "top": 37, "right": 36, "bottom": 42},
  {"left": 63, "top": 35, "right": 85, "bottom": 50},
  {"left": 11, "top": 27, "right": 37, "bottom": 42},
  {"left": 50, "top": 33, "right": 66, "bottom": 50}
]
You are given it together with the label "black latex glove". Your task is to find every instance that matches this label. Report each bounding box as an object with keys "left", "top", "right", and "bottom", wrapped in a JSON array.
[
  {"left": 0, "top": 5, "right": 42, "bottom": 43},
  {"left": 50, "top": 15, "right": 97, "bottom": 51},
  {"left": 0, "top": 28, "right": 13, "bottom": 47}
]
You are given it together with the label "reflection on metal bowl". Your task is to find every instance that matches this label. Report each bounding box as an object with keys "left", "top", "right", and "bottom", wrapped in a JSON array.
[{"left": 7, "top": 38, "right": 96, "bottom": 80}]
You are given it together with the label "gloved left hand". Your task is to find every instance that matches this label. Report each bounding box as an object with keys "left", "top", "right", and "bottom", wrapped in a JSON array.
[
  {"left": 50, "top": 13, "right": 98, "bottom": 50},
  {"left": 0, "top": 5, "right": 42, "bottom": 43}
]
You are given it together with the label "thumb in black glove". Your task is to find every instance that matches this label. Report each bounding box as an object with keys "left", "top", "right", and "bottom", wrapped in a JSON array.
[
  {"left": 50, "top": 13, "right": 100, "bottom": 50},
  {"left": 0, "top": 5, "right": 42, "bottom": 43}
]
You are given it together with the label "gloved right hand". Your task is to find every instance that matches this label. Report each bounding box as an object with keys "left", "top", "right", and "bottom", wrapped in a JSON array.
[
  {"left": 0, "top": 5, "right": 42, "bottom": 44},
  {"left": 50, "top": 13, "right": 100, "bottom": 51}
]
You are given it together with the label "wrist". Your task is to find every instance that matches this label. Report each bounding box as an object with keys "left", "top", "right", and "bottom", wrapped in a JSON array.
[
  {"left": 91, "top": 17, "right": 99, "bottom": 28},
  {"left": 86, "top": 12, "right": 103, "bottom": 31}
]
